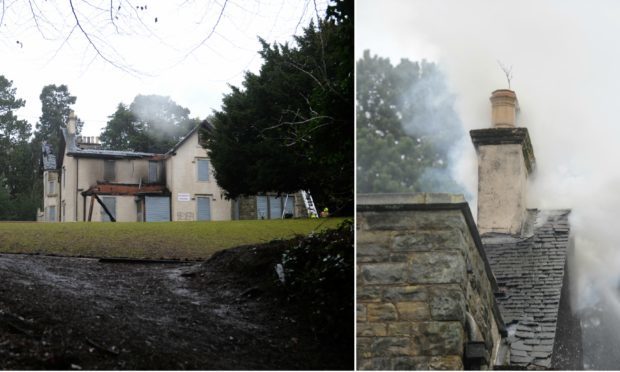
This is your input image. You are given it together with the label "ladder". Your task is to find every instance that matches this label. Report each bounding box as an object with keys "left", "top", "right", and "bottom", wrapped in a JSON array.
[{"left": 300, "top": 190, "right": 319, "bottom": 218}]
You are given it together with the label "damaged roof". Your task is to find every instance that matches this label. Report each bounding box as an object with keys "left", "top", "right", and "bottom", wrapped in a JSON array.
[
  {"left": 62, "top": 128, "right": 162, "bottom": 159},
  {"left": 482, "top": 209, "right": 571, "bottom": 369},
  {"left": 41, "top": 142, "right": 57, "bottom": 170}
]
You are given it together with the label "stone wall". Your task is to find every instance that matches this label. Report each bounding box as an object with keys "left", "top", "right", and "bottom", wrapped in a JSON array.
[
  {"left": 357, "top": 194, "right": 505, "bottom": 370},
  {"left": 236, "top": 196, "right": 258, "bottom": 220}
]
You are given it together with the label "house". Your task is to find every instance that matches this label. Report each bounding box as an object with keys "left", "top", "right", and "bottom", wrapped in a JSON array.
[
  {"left": 356, "top": 89, "right": 581, "bottom": 369},
  {"left": 41, "top": 114, "right": 308, "bottom": 222}
]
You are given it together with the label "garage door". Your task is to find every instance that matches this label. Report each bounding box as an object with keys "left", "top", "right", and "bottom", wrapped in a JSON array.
[
  {"left": 257, "top": 196, "right": 268, "bottom": 219},
  {"left": 145, "top": 196, "right": 170, "bottom": 222},
  {"left": 269, "top": 196, "right": 282, "bottom": 219},
  {"left": 197, "top": 196, "right": 211, "bottom": 221}
]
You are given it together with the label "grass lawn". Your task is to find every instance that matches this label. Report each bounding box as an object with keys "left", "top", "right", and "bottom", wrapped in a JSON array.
[{"left": 0, "top": 218, "right": 347, "bottom": 260}]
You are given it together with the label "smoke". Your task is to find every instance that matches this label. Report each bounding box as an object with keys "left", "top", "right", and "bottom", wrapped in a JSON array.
[
  {"left": 130, "top": 95, "right": 192, "bottom": 139},
  {"left": 358, "top": 0, "right": 620, "bottom": 366},
  {"left": 400, "top": 61, "right": 475, "bottom": 199}
]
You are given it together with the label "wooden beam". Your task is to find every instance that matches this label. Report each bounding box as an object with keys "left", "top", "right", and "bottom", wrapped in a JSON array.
[
  {"left": 88, "top": 196, "right": 95, "bottom": 222},
  {"left": 93, "top": 194, "right": 116, "bottom": 222}
]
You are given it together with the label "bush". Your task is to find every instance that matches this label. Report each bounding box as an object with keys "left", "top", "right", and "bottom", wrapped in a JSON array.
[{"left": 277, "top": 220, "right": 353, "bottom": 341}]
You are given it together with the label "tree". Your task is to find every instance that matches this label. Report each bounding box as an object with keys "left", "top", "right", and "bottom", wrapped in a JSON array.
[
  {"left": 100, "top": 95, "right": 198, "bottom": 153},
  {"left": 206, "top": 0, "right": 353, "bottom": 214},
  {"left": 34, "top": 84, "right": 78, "bottom": 154},
  {"left": 356, "top": 50, "right": 465, "bottom": 194},
  {"left": 0, "top": 76, "right": 32, "bottom": 195},
  {"left": 0, "top": 75, "right": 40, "bottom": 220},
  {"left": 99, "top": 103, "right": 139, "bottom": 151}
]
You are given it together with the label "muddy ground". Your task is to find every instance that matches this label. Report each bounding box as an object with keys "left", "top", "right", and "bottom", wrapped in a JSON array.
[{"left": 0, "top": 242, "right": 352, "bottom": 370}]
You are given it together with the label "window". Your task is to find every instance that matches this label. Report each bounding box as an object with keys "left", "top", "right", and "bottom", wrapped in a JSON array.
[
  {"left": 48, "top": 181, "right": 55, "bottom": 195},
  {"left": 104, "top": 160, "right": 115, "bottom": 181},
  {"left": 48, "top": 206, "right": 56, "bottom": 222},
  {"left": 148, "top": 161, "right": 159, "bottom": 183},
  {"left": 100, "top": 196, "right": 116, "bottom": 222},
  {"left": 197, "top": 159, "right": 209, "bottom": 181}
]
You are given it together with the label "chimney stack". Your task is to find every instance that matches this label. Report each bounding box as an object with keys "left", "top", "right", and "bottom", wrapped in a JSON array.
[
  {"left": 67, "top": 111, "right": 77, "bottom": 135},
  {"left": 470, "top": 90, "right": 535, "bottom": 235}
]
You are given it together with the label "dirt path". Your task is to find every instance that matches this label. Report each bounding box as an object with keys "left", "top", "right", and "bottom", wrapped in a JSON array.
[{"left": 0, "top": 252, "right": 349, "bottom": 370}]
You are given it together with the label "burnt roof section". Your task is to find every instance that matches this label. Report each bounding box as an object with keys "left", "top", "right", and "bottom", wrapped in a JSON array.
[
  {"left": 470, "top": 127, "right": 536, "bottom": 173},
  {"left": 482, "top": 209, "right": 570, "bottom": 369},
  {"left": 63, "top": 128, "right": 161, "bottom": 159},
  {"left": 41, "top": 142, "right": 57, "bottom": 170}
]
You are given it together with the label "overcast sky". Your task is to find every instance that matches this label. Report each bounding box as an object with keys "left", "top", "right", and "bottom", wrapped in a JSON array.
[
  {"left": 2, "top": 0, "right": 327, "bottom": 136},
  {"left": 357, "top": 1, "right": 620, "bottom": 362}
]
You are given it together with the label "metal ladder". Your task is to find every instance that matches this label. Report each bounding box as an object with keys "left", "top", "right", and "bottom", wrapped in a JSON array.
[{"left": 300, "top": 190, "right": 319, "bottom": 218}]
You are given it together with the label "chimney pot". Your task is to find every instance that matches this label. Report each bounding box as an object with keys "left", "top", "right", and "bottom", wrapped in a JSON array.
[{"left": 490, "top": 89, "right": 519, "bottom": 128}]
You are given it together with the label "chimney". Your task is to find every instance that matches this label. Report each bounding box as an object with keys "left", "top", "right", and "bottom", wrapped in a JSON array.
[
  {"left": 470, "top": 89, "right": 535, "bottom": 235},
  {"left": 67, "top": 111, "right": 77, "bottom": 135}
]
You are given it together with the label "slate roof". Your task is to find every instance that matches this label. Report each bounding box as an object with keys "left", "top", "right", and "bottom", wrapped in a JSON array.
[{"left": 482, "top": 209, "right": 570, "bottom": 369}]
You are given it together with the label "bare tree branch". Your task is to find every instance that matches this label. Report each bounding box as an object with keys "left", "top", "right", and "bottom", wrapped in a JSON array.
[
  {"left": 181, "top": 0, "right": 228, "bottom": 60},
  {"left": 1, "top": 0, "right": 5, "bottom": 31},
  {"left": 27, "top": 0, "right": 51, "bottom": 40},
  {"left": 497, "top": 60, "right": 514, "bottom": 89},
  {"left": 110, "top": 0, "right": 119, "bottom": 33},
  {"left": 45, "top": 24, "right": 77, "bottom": 65},
  {"left": 68, "top": 0, "right": 141, "bottom": 76},
  {"left": 294, "top": 0, "right": 311, "bottom": 35}
]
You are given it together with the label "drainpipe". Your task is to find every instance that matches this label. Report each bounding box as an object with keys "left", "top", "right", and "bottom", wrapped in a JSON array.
[
  {"left": 58, "top": 168, "right": 62, "bottom": 222},
  {"left": 75, "top": 157, "right": 79, "bottom": 221}
]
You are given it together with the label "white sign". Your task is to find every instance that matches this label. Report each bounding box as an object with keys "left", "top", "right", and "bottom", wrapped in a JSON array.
[{"left": 177, "top": 193, "right": 191, "bottom": 202}]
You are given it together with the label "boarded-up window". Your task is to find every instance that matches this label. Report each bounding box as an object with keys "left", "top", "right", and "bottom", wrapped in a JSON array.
[
  {"left": 145, "top": 196, "right": 170, "bottom": 222},
  {"left": 197, "top": 159, "right": 209, "bottom": 181},
  {"left": 104, "top": 160, "right": 115, "bottom": 181},
  {"left": 197, "top": 196, "right": 211, "bottom": 221},
  {"left": 100, "top": 196, "right": 116, "bottom": 222},
  {"left": 269, "top": 196, "right": 282, "bottom": 220},
  {"left": 48, "top": 206, "right": 56, "bottom": 222},
  {"left": 148, "top": 161, "right": 159, "bottom": 183},
  {"left": 257, "top": 196, "right": 268, "bottom": 219}
]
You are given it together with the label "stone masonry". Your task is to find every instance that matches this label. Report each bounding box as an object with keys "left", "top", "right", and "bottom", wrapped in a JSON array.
[{"left": 357, "top": 193, "right": 505, "bottom": 370}]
